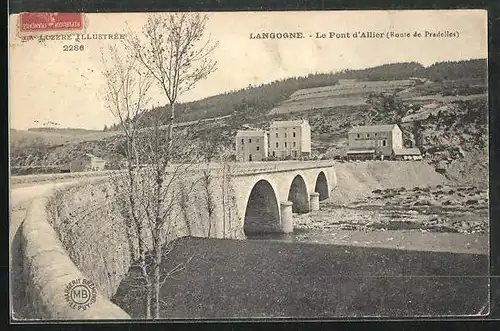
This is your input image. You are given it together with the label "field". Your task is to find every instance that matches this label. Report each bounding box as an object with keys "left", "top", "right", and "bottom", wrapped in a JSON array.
[
  {"left": 270, "top": 96, "right": 368, "bottom": 114},
  {"left": 269, "top": 77, "right": 487, "bottom": 117},
  {"left": 10, "top": 128, "right": 119, "bottom": 146},
  {"left": 270, "top": 79, "right": 412, "bottom": 115},
  {"left": 112, "top": 237, "right": 488, "bottom": 318},
  {"left": 9, "top": 116, "right": 232, "bottom": 149},
  {"left": 401, "top": 93, "right": 486, "bottom": 105}
]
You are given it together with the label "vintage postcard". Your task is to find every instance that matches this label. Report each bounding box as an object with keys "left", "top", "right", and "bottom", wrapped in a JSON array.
[{"left": 9, "top": 10, "right": 489, "bottom": 321}]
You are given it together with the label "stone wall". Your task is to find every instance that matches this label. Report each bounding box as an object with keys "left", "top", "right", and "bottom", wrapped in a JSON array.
[
  {"left": 16, "top": 167, "right": 243, "bottom": 320},
  {"left": 46, "top": 169, "right": 243, "bottom": 301},
  {"left": 18, "top": 194, "right": 130, "bottom": 320}
]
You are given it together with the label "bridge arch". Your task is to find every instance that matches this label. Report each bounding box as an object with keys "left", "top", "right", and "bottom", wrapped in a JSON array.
[
  {"left": 287, "top": 174, "right": 310, "bottom": 214},
  {"left": 314, "top": 171, "right": 330, "bottom": 201},
  {"left": 244, "top": 179, "right": 281, "bottom": 235}
]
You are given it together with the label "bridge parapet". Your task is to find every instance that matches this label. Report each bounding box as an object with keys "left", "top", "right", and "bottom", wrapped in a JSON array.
[{"left": 230, "top": 160, "right": 336, "bottom": 176}]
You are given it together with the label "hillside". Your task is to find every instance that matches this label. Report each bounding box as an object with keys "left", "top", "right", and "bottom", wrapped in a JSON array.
[
  {"left": 103, "top": 58, "right": 486, "bottom": 130},
  {"left": 10, "top": 59, "right": 488, "bottom": 184}
]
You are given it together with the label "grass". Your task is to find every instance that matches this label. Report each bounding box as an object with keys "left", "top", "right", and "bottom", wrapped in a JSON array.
[{"left": 112, "top": 237, "right": 488, "bottom": 319}]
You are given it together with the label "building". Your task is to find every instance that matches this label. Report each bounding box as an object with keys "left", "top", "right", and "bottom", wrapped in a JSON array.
[
  {"left": 268, "top": 119, "right": 311, "bottom": 160},
  {"left": 347, "top": 124, "right": 422, "bottom": 161},
  {"left": 236, "top": 130, "right": 268, "bottom": 162},
  {"left": 347, "top": 124, "right": 403, "bottom": 160},
  {"left": 393, "top": 148, "right": 423, "bottom": 160},
  {"left": 69, "top": 153, "right": 107, "bottom": 172}
]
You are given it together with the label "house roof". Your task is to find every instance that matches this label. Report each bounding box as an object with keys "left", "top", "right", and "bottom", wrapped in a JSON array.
[
  {"left": 393, "top": 148, "right": 422, "bottom": 156},
  {"left": 347, "top": 149, "right": 375, "bottom": 154},
  {"left": 270, "top": 119, "right": 309, "bottom": 128},
  {"left": 236, "top": 130, "right": 267, "bottom": 137},
  {"left": 348, "top": 124, "right": 398, "bottom": 134}
]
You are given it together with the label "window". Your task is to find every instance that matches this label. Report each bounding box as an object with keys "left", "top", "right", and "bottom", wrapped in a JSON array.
[
  {"left": 284, "top": 142, "right": 287, "bottom": 148},
  {"left": 357, "top": 134, "right": 360, "bottom": 138},
  {"left": 249, "top": 154, "right": 252, "bottom": 161},
  {"left": 249, "top": 138, "right": 252, "bottom": 143},
  {"left": 272, "top": 151, "right": 275, "bottom": 157},
  {"left": 293, "top": 132, "right": 296, "bottom": 137},
  {"left": 256, "top": 146, "right": 260, "bottom": 151},
  {"left": 241, "top": 138, "right": 244, "bottom": 144},
  {"left": 375, "top": 133, "right": 378, "bottom": 137},
  {"left": 276, "top": 142, "right": 279, "bottom": 148},
  {"left": 284, "top": 133, "right": 287, "bottom": 138},
  {"left": 367, "top": 133, "right": 370, "bottom": 138},
  {"left": 293, "top": 142, "right": 296, "bottom": 147},
  {"left": 383, "top": 140, "right": 387, "bottom": 147},
  {"left": 276, "top": 133, "right": 278, "bottom": 138}
]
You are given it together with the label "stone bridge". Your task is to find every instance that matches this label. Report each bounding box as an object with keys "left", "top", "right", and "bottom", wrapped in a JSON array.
[{"left": 228, "top": 161, "right": 337, "bottom": 235}]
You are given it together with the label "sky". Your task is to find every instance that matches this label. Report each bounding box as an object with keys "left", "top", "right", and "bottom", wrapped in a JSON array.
[{"left": 9, "top": 10, "right": 487, "bottom": 130}]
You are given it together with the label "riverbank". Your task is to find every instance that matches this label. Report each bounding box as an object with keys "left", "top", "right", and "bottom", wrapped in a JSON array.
[
  {"left": 248, "top": 229, "right": 487, "bottom": 255},
  {"left": 297, "top": 184, "right": 488, "bottom": 235}
]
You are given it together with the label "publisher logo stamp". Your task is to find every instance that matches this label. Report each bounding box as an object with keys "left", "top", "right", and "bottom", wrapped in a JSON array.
[
  {"left": 64, "top": 278, "right": 97, "bottom": 310},
  {"left": 19, "top": 13, "right": 85, "bottom": 33}
]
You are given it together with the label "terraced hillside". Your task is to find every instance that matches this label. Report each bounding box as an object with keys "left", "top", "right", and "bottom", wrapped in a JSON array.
[{"left": 270, "top": 79, "right": 413, "bottom": 115}]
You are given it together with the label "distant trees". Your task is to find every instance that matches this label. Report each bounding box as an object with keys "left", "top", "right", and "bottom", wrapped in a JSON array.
[
  {"left": 336, "top": 59, "right": 486, "bottom": 82},
  {"left": 423, "top": 59, "right": 487, "bottom": 81},
  {"left": 338, "top": 62, "right": 425, "bottom": 81}
]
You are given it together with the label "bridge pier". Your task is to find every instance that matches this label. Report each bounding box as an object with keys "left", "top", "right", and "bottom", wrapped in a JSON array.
[
  {"left": 310, "top": 192, "right": 320, "bottom": 211},
  {"left": 280, "top": 201, "right": 294, "bottom": 233}
]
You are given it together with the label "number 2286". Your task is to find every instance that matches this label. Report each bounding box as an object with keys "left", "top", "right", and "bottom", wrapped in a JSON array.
[{"left": 63, "top": 45, "right": 85, "bottom": 51}]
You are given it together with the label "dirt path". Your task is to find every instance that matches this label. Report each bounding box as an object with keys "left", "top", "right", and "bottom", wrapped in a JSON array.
[
  {"left": 10, "top": 181, "right": 79, "bottom": 244},
  {"left": 9, "top": 176, "right": 110, "bottom": 244}
]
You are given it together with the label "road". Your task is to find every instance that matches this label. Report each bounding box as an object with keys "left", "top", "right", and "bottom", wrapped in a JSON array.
[
  {"left": 9, "top": 177, "right": 109, "bottom": 261},
  {"left": 11, "top": 180, "right": 76, "bottom": 243},
  {"left": 9, "top": 177, "right": 110, "bottom": 319}
]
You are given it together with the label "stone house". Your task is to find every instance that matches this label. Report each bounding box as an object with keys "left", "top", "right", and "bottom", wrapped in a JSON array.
[
  {"left": 69, "top": 153, "right": 107, "bottom": 172},
  {"left": 268, "top": 119, "right": 311, "bottom": 160},
  {"left": 347, "top": 124, "right": 422, "bottom": 161},
  {"left": 236, "top": 130, "right": 268, "bottom": 162}
]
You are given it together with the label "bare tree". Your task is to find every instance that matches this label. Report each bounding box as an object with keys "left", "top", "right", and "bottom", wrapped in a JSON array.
[
  {"left": 126, "top": 12, "right": 219, "bottom": 153},
  {"left": 201, "top": 169, "right": 216, "bottom": 237},
  {"left": 103, "top": 13, "right": 219, "bottom": 319},
  {"left": 134, "top": 113, "right": 200, "bottom": 318},
  {"left": 100, "top": 44, "right": 154, "bottom": 318}
]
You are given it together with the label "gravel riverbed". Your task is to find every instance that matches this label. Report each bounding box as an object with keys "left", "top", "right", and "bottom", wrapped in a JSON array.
[{"left": 295, "top": 184, "right": 488, "bottom": 235}]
